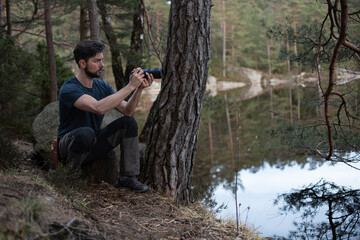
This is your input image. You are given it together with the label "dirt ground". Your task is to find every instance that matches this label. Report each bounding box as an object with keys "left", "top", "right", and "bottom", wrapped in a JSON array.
[{"left": 0, "top": 141, "right": 261, "bottom": 240}]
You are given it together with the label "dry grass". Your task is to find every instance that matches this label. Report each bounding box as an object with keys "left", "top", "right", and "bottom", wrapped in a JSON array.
[{"left": 0, "top": 141, "right": 263, "bottom": 240}]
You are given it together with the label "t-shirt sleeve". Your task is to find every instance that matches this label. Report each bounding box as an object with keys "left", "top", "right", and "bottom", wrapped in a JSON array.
[
  {"left": 60, "top": 82, "right": 85, "bottom": 109},
  {"left": 106, "top": 82, "right": 116, "bottom": 95}
]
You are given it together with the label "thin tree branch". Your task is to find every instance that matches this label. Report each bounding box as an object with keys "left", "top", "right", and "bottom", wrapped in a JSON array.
[
  {"left": 142, "top": 0, "right": 162, "bottom": 63},
  {"left": 323, "top": 0, "right": 348, "bottom": 160},
  {"left": 12, "top": 28, "right": 76, "bottom": 47}
]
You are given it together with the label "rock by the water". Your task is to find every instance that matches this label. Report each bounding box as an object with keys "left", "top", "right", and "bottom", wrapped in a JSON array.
[{"left": 32, "top": 102, "right": 123, "bottom": 184}]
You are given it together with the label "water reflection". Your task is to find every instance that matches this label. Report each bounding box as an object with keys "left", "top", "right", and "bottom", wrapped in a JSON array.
[
  {"left": 213, "top": 160, "right": 360, "bottom": 238},
  {"left": 135, "top": 75, "right": 360, "bottom": 238}
]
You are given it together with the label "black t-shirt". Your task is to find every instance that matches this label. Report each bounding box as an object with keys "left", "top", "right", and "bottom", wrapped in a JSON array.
[{"left": 57, "top": 76, "right": 115, "bottom": 137}]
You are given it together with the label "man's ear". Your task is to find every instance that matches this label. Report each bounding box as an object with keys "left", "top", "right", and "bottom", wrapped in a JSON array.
[{"left": 79, "top": 59, "right": 86, "bottom": 69}]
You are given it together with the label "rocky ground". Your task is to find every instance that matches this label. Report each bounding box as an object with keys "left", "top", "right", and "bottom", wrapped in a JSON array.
[{"left": 0, "top": 141, "right": 262, "bottom": 240}]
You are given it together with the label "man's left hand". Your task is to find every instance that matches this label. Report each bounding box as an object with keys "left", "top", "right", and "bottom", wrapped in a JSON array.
[{"left": 139, "top": 72, "right": 154, "bottom": 89}]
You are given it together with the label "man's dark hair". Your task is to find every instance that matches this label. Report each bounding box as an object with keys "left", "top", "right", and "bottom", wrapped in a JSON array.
[{"left": 73, "top": 40, "right": 105, "bottom": 67}]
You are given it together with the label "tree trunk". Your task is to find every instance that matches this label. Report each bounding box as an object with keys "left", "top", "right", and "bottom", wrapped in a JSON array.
[
  {"left": 297, "top": 88, "right": 301, "bottom": 123},
  {"left": 323, "top": 0, "right": 348, "bottom": 159},
  {"left": 87, "top": 0, "right": 100, "bottom": 41},
  {"left": 80, "top": 0, "right": 88, "bottom": 41},
  {"left": 286, "top": 32, "right": 291, "bottom": 73},
  {"left": 0, "top": 0, "right": 3, "bottom": 37},
  {"left": 267, "top": 39, "right": 271, "bottom": 77},
  {"left": 208, "top": 113, "right": 214, "bottom": 165},
  {"left": 44, "top": 0, "right": 57, "bottom": 102},
  {"left": 139, "top": 0, "right": 211, "bottom": 202},
  {"left": 289, "top": 88, "right": 293, "bottom": 125},
  {"left": 5, "top": 0, "right": 11, "bottom": 35},
  {"left": 124, "top": 0, "right": 144, "bottom": 78},
  {"left": 293, "top": 8, "right": 298, "bottom": 57},
  {"left": 270, "top": 87, "right": 274, "bottom": 123},
  {"left": 225, "top": 94, "right": 233, "bottom": 151},
  {"left": 221, "top": 0, "right": 226, "bottom": 77},
  {"left": 225, "top": 94, "right": 234, "bottom": 168},
  {"left": 98, "top": 1, "right": 125, "bottom": 90}
]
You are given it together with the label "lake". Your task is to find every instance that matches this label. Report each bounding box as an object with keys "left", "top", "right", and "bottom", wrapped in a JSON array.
[{"left": 135, "top": 76, "right": 360, "bottom": 238}]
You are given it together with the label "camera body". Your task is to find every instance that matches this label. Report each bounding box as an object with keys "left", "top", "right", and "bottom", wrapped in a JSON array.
[{"left": 142, "top": 68, "right": 163, "bottom": 79}]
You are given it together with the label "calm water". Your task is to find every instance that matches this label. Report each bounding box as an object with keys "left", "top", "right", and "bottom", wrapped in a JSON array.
[
  {"left": 136, "top": 77, "right": 360, "bottom": 238},
  {"left": 212, "top": 158, "right": 360, "bottom": 237}
]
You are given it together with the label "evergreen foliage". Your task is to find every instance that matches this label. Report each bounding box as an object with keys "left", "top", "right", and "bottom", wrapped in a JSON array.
[
  {"left": 0, "top": 36, "right": 39, "bottom": 137},
  {"left": 0, "top": 37, "right": 72, "bottom": 139}
]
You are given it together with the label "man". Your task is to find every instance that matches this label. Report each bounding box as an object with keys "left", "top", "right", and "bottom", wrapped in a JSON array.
[{"left": 57, "top": 40, "right": 153, "bottom": 193}]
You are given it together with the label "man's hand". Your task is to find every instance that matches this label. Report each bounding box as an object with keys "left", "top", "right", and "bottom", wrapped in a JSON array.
[
  {"left": 128, "top": 68, "right": 145, "bottom": 89},
  {"left": 139, "top": 72, "right": 154, "bottom": 89}
]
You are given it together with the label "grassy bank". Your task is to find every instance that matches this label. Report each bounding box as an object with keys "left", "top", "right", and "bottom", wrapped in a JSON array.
[{"left": 0, "top": 140, "right": 263, "bottom": 240}]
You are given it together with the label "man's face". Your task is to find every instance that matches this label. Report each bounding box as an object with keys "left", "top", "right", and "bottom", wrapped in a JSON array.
[{"left": 84, "top": 52, "right": 104, "bottom": 78}]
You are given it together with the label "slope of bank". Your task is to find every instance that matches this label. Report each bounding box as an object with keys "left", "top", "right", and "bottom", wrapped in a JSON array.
[{"left": 0, "top": 141, "right": 263, "bottom": 240}]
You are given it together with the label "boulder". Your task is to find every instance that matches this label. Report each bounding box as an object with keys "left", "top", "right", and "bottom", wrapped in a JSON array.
[{"left": 32, "top": 102, "right": 123, "bottom": 184}]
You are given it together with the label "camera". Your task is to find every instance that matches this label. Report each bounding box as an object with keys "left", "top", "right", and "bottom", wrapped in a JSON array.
[{"left": 142, "top": 68, "right": 163, "bottom": 79}]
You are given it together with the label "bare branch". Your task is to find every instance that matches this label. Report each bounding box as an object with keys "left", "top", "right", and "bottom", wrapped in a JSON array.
[
  {"left": 343, "top": 40, "right": 360, "bottom": 54},
  {"left": 12, "top": 28, "right": 76, "bottom": 47},
  {"left": 142, "top": 0, "right": 162, "bottom": 63},
  {"left": 323, "top": 0, "right": 348, "bottom": 160}
]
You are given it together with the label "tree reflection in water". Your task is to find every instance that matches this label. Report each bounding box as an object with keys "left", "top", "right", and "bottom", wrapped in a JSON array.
[{"left": 274, "top": 179, "right": 360, "bottom": 239}]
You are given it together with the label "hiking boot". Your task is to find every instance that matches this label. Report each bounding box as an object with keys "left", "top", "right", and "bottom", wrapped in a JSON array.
[{"left": 116, "top": 176, "right": 149, "bottom": 193}]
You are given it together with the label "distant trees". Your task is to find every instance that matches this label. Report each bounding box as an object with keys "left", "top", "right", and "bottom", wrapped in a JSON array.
[
  {"left": 267, "top": 0, "right": 360, "bottom": 161},
  {"left": 98, "top": 0, "right": 146, "bottom": 90},
  {"left": 209, "top": 0, "right": 325, "bottom": 78},
  {"left": 44, "top": 0, "right": 57, "bottom": 102}
]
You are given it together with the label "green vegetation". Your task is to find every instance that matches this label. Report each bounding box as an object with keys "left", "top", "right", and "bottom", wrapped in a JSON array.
[{"left": 0, "top": 37, "right": 73, "bottom": 140}]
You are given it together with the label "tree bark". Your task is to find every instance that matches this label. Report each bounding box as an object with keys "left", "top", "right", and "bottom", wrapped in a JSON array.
[
  {"left": 140, "top": 0, "right": 211, "bottom": 202},
  {"left": 0, "top": 0, "right": 3, "bottom": 36},
  {"left": 80, "top": 0, "right": 88, "bottom": 41},
  {"left": 87, "top": 0, "right": 100, "bottom": 41},
  {"left": 5, "top": 0, "right": 11, "bottom": 35},
  {"left": 44, "top": 0, "right": 57, "bottom": 102}
]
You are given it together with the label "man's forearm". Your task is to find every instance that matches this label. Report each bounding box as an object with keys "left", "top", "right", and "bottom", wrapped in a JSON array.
[
  {"left": 123, "top": 88, "right": 143, "bottom": 115},
  {"left": 74, "top": 84, "right": 136, "bottom": 115}
]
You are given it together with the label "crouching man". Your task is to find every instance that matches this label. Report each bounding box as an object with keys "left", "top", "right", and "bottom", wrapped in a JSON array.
[{"left": 57, "top": 40, "right": 153, "bottom": 193}]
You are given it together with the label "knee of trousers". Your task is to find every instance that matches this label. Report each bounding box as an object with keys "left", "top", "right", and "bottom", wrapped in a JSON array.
[
  {"left": 111, "top": 116, "right": 138, "bottom": 138},
  {"left": 70, "top": 127, "right": 96, "bottom": 153},
  {"left": 123, "top": 116, "right": 138, "bottom": 138}
]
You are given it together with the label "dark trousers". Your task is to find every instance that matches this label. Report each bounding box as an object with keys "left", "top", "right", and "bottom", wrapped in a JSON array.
[{"left": 58, "top": 116, "right": 140, "bottom": 176}]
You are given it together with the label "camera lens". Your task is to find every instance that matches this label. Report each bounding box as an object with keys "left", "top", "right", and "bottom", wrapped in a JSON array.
[{"left": 142, "top": 68, "right": 163, "bottom": 79}]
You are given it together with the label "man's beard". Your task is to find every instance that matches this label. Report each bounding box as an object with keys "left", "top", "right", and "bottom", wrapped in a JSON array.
[{"left": 85, "top": 66, "right": 102, "bottom": 79}]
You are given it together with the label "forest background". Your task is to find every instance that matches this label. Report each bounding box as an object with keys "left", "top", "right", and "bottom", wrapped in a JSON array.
[
  {"left": 0, "top": 0, "right": 353, "bottom": 138},
  {"left": 1, "top": 0, "right": 359, "bottom": 141}
]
